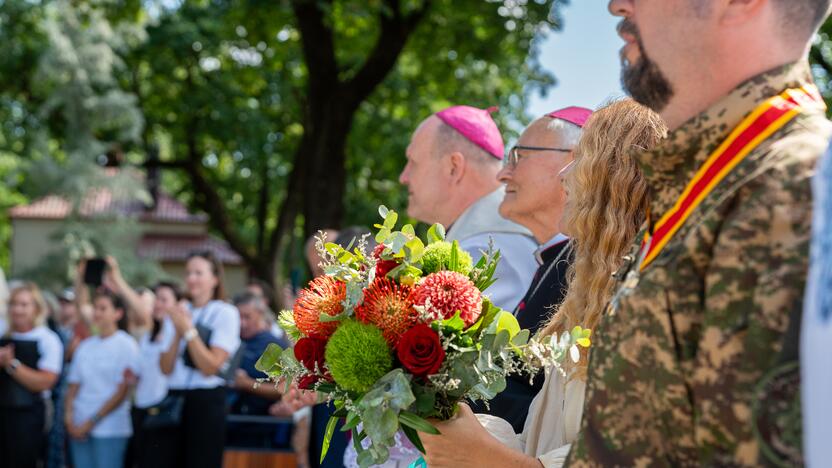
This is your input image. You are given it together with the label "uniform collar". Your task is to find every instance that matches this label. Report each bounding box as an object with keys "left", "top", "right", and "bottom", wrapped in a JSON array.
[
  {"left": 534, "top": 233, "right": 569, "bottom": 265},
  {"left": 638, "top": 61, "right": 819, "bottom": 221}
]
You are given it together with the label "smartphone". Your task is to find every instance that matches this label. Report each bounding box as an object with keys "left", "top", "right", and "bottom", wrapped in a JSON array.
[{"left": 83, "top": 258, "right": 107, "bottom": 287}]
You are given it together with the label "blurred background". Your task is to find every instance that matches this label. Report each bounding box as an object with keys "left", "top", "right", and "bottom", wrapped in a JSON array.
[{"left": 1, "top": 0, "right": 831, "bottom": 306}]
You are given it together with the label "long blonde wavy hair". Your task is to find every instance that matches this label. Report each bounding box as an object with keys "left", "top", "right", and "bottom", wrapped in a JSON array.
[{"left": 540, "top": 99, "right": 667, "bottom": 378}]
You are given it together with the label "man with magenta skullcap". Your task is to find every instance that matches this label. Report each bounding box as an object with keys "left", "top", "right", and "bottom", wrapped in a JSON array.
[
  {"left": 399, "top": 105, "right": 537, "bottom": 312},
  {"left": 469, "top": 106, "right": 592, "bottom": 433}
]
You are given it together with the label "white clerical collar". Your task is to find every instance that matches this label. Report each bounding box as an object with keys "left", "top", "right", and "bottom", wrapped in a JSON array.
[{"left": 534, "top": 233, "right": 569, "bottom": 265}]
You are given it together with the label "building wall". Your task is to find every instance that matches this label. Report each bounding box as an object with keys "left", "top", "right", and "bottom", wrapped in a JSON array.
[
  {"left": 10, "top": 219, "right": 63, "bottom": 277},
  {"left": 10, "top": 219, "right": 246, "bottom": 295}
]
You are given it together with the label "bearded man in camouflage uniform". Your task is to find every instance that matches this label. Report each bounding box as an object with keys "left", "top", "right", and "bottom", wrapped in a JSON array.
[{"left": 567, "top": 1, "right": 832, "bottom": 466}]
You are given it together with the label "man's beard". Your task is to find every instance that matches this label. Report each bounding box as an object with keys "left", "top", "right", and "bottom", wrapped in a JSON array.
[{"left": 619, "top": 20, "right": 674, "bottom": 112}]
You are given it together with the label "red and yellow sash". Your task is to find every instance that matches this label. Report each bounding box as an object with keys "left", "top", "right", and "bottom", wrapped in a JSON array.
[{"left": 639, "top": 85, "right": 825, "bottom": 271}]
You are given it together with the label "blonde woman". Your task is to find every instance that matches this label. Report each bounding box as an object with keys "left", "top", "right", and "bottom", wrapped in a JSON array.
[
  {"left": 0, "top": 283, "right": 64, "bottom": 468},
  {"left": 418, "top": 99, "right": 667, "bottom": 467}
]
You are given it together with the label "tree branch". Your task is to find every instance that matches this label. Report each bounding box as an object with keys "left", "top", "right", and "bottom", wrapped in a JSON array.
[
  {"left": 182, "top": 135, "right": 258, "bottom": 267},
  {"left": 291, "top": 0, "right": 339, "bottom": 103},
  {"left": 342, "top": 0, "right": 431, "bottom": 106},
  {"left": 255, "top": 167, "right": 270, "bottom": 256},
  {"left": 178, "top": 65, "right": 258, "bottom": 267}
]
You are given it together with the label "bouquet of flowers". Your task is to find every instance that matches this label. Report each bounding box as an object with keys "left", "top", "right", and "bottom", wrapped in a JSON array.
[{"left": 256, "top": 206, "right": 591, "bottom": 467}]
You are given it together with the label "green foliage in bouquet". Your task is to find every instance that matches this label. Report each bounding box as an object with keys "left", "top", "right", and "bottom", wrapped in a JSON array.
[
  {"left": 421, "top": 241, "right": 473, "bottom": 275},
  {"left": 325, "top": 320, "right": 394, "bottom": 393}
]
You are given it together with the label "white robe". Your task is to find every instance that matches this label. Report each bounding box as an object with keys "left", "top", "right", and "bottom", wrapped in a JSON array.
[
  {"left": 446, "top": 186, "right": 538, "bottom": 312},
  {"left": 478, "top": 367, "right": 585, "bottom": 467}
]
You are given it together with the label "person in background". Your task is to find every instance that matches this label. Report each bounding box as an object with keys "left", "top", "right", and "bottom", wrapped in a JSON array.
[
  {"left": 159, "top": 250, "right": 241, "bottom": 468},
  {"left": 226, "top": 292, "right": 292, "bottom": 448},
  {"left": 470, "top": 106, "right": 591, "bottom": 433},
  {"left": 101, "top": 257, "right": 155, "bottom": 340},
  {"left": 46, "top": 287, "right": 91, "bottom": 468},
  {"left": 230, "top": 292, "right": 290, "bottom": 412},
  {"left": 399, "top": 105, "right": 537, "bottom": 311},
  {"left": 0, "top": 267, "right": 8, "bottom": 321},
  {"left": 305, "top": 229, "right": 339, "bottom": 278},
  {"left": 53, "top": 289, "right": 79, "bottom": 350},
  {"left": 0, "top": 283, "right": 63, "bottom": 468},
  {"left": 246, "top": 278, "right": 289, "bottom": 342},
  {"left": 131, "top": 281, "right": 181, "bottom": 468},
  {"left": 65, "top": 291, "right": 139, "bottom": 468}
]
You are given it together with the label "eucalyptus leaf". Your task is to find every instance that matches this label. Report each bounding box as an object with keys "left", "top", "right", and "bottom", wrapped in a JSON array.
[
  {"left": 511, "top": 329, "right": 530, "bottom": 347},
  {"left": 363, "top": 407, "right": 398, "bottom": 444},
  {"left": 411, "top": 386, "right": 436, "bottom": 414},
  {"left": 255, "top": 342, "right": 284, "bottom": 374},
  {"left": 383, "top": 211, "right": 398, "bottom": 230}
]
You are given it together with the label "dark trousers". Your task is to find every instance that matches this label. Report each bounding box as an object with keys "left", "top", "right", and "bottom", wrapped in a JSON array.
[
  {"left": 129, "top": 406, "right": 174, "bottom": 468},
  {"left": 148, "top": 388, "right": 227, "bottom": 468},
  {"left": 0, "top": 402, "right": 45, "bottom": 468}
]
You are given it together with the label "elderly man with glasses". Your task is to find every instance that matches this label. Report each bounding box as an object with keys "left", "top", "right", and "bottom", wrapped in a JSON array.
[
  {"left": 399, "top": 105, "right": 538, "bottom": 312},
  {"left": 469, "top": 107, "right": 592, "bottom": 433}
]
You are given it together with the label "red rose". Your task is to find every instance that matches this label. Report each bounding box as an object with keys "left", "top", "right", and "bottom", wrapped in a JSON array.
[
  {"left": 294, "top": 337, "right": 327, "bottom": 372},
  {"left": 396, "top": 325, "right": 445, "bottom": 379},
  {"left": 297, "top": 374, "right": 319, "bottom": 390},
  {"left": 373, "top": 244, "right": 399, "bottom": 278}
]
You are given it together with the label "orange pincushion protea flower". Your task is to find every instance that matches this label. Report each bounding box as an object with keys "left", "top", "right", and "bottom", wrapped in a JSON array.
[
  {"left": 294, "top": 276, "right": 347, "bottom": 338},
  {"left": 355, "top": 278, "right": 418, "bottom": 344},
  {"left": 411, "top": 271, "right": 482, "bottom": 326}
]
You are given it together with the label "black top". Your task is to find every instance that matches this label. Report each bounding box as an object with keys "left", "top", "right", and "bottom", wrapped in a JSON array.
[
  {"left": 471, "top": 239, "right": 573, "bottom": 433},
  {"left": 0, "top": 338, "right": 41, "bottom": 408}
]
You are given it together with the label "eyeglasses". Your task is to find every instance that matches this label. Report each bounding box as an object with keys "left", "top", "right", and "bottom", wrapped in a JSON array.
[{"left": 504, "top": 145, "right": 573, "bottom": 169}]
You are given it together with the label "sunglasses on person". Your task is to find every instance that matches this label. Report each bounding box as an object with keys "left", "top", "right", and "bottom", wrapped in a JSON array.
[{"left": 504, "top": 145, "right": 573, "bottom": 169}]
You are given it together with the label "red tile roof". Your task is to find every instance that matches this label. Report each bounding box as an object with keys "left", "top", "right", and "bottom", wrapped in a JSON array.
[
  {"left": 137, "top": 234, "right": 243, "bottom": 265},
  {"left": 9, "top": 191, "right": 206, "bottom": 224}
]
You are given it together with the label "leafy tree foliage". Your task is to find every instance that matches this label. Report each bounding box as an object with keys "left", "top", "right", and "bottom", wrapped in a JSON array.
[{"left": 0, "top": 0, "right": 566, "bottom": 299}]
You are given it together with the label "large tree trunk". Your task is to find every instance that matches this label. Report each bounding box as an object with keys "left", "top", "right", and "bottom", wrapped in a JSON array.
[{"left": 301, "top": 99, "right": 356, "bottom": 236}]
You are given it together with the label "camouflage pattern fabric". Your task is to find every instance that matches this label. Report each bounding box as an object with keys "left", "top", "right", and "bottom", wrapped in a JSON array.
[{"left": 566, "top": 62, "right": 832, "bottom": 467}]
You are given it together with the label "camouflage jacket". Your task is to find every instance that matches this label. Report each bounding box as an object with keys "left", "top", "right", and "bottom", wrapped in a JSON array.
[{"left": 566, "top": 62, "right": 832, "bottom": 467}]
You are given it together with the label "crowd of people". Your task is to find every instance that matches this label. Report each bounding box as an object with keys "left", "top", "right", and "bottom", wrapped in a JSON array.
[
  {"left": 3, "top": 0, "right": 832, "bottom": 467},
  {"left": 0, "top": 251, "right": 305, "bottom": 468}
]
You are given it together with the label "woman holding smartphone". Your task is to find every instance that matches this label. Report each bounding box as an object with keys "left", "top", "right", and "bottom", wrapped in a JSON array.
[
  {"left": 130, "top": 281, "right": 181, "bottom": 467},
  {"left": 64, "top": 291, "right": 140, "bottom": 468},
  {"left": 0, "top": 283, "right": 63, "bottom": 468},
  {"left": 159, "top": 250, "right": 240, "bottom": 468}
]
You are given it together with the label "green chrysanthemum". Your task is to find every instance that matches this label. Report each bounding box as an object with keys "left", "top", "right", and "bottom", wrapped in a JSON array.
[
  {"left": 421, "top": 241, "right": 473, "bottom": 275},
  {"left": 324, "top": 320, "right": 393, "bottom": 393}
]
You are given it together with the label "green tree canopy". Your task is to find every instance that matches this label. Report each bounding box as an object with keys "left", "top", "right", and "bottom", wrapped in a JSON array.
[{"left": 0, "top": 0, "right": 567, "bottom": 299}]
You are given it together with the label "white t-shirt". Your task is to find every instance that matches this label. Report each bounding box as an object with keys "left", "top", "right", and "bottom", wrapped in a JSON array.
[
  {"left": 68, "top": 330, "right": 140, "bottom": 438},
  {"left": 2, "top": 325, "right": 63, "bottom": 399},
  {"left": 134, "top": 324, "right": 175, "bottom": 408},
  {"left": 166, "top": 300, "right": 241, "bottom": 390}
]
